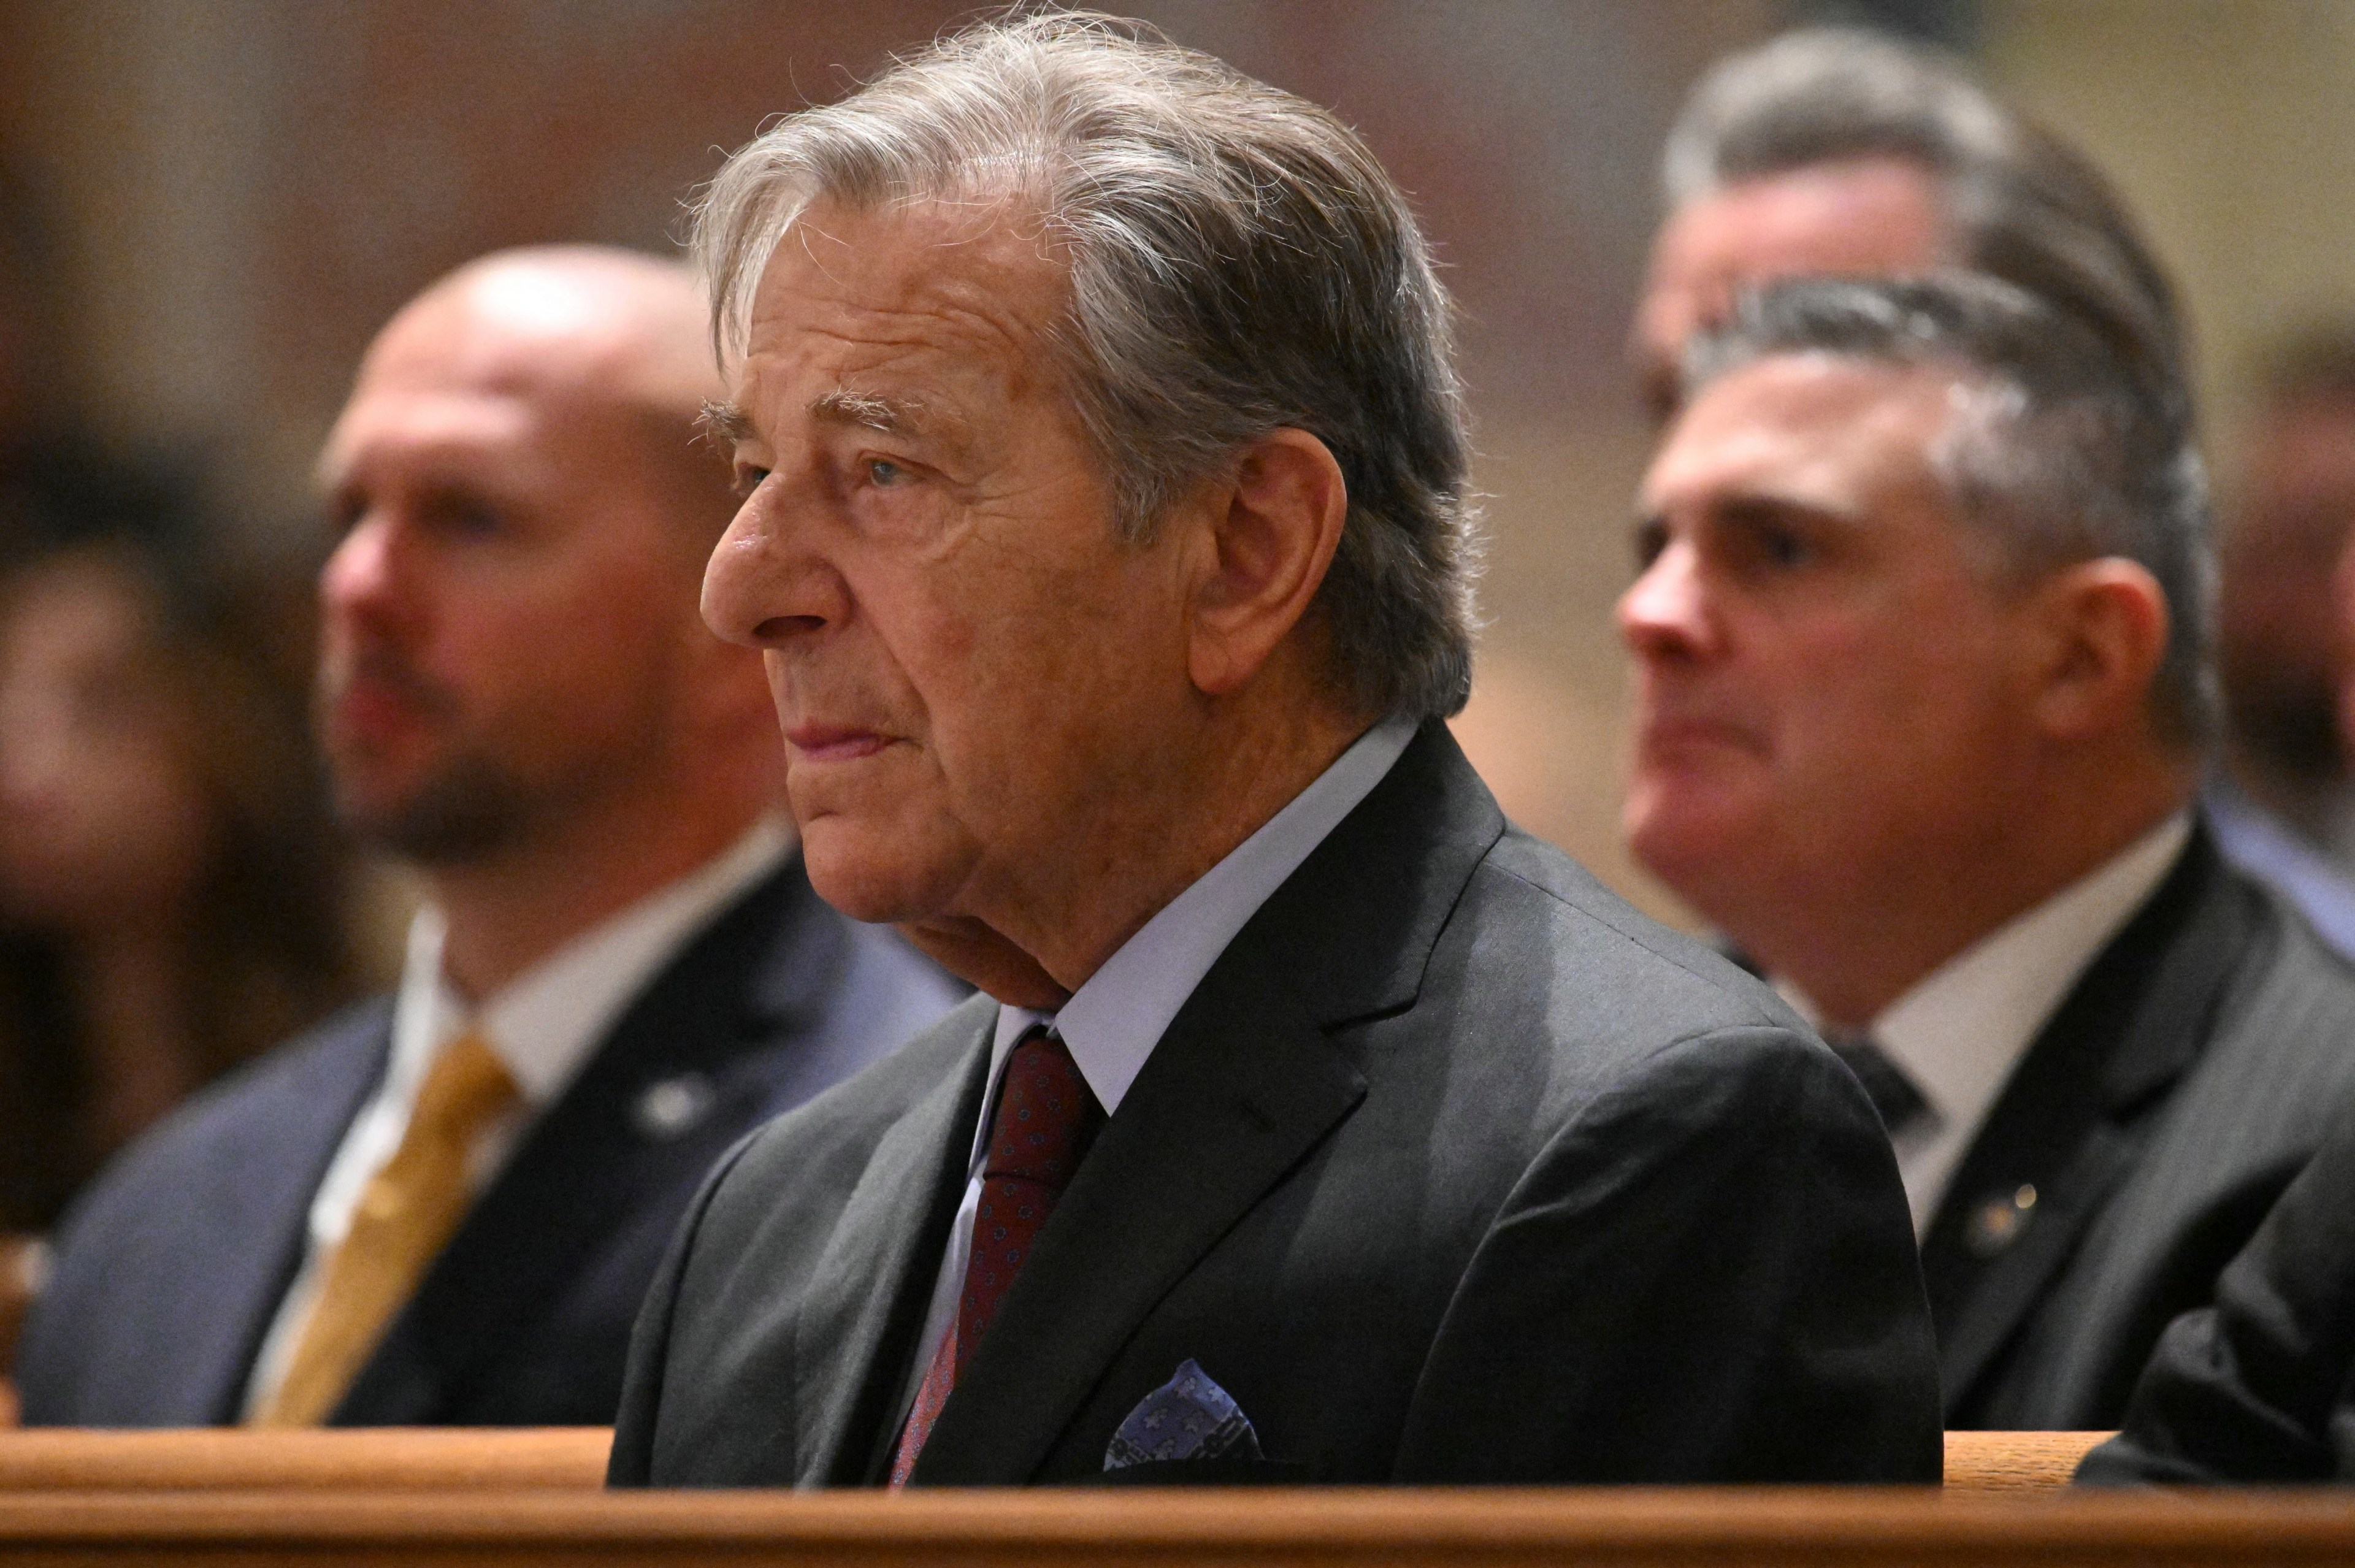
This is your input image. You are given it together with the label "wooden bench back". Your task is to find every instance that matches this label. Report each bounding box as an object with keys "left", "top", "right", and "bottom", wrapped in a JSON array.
[
  {"left": 0, "top": 1431, "right": 2342, "bottom": 1567},
  {"left": 0, "top": 1428, "right": 2110, "bottom": 1493},
  {"left": 0, "top": 1483, "right": 2343, "bottom": 1566}
]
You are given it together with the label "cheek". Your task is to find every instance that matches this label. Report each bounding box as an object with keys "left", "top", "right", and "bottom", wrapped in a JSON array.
[
  {"left": 1774, "top": 616, "right": 2015, "bottom": 801},
  {"left": 859, "top": 549, "right": 1085, "bottom": 773},
  {"left": 774, "top": 513, "right": 1189, "bottom": 914},
  {"left": 478, "top": 576, "right": 684, "bottom": 732},
  {"left": 791, "top": 741, "right": 987, "bottom": 924}
]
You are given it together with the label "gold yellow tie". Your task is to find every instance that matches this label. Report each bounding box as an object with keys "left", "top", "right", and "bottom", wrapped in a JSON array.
[{"left": 251, "top": 1030, "right": 519, "bottom": 1427}]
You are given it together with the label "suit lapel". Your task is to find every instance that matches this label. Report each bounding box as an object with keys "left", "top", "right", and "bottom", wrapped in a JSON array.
[
  {"left": 910, "top": 943, "right": 1365, "bottom": 1484},
  {"left": 1928, "top": 828, "right": 2261, "bottom": 1413},
  {"left": 908, "top": 722, "right": 1499, "bottom": 1484},
  {"left": 191, "top": 1004, "right": 392, "bottom": 1422},
  {"left": 798, "top": 1015, "right": 994, "bottom": 1485},
  {"left": 335, "top": 862, "right": 828, "bottom": 1423}
]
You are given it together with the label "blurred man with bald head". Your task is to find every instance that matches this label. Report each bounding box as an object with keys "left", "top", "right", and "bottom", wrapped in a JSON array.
[{"left": 15, "top": 247, "right": 962, "bottom": 1426}]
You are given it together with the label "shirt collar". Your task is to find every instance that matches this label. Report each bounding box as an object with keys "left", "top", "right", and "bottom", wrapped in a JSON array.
[
  {"left": 390, "top": 814, "right": 795, "bottom": 1106},
  {"left": 1866, "top": 810, "right": 2192, "bottom": 1152},
  {"left": 989, "top": 714, "right": 1418, "bottom": 1123}
]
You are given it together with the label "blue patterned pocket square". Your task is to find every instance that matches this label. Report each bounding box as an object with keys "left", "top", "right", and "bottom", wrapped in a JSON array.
[{"left": 1103, "top": 1359, "right": 1264, "bottom": 1470}]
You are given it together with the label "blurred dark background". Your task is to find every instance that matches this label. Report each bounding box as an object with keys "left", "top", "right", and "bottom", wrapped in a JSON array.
[{"left": 1, "top": 0, "right": 2349, "bottom": 920}]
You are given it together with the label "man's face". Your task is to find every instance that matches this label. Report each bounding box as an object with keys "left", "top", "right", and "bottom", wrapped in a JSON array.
[
  {"left": 1619, "top": 356, "right": 2042, "bottom": 927},
  {"left": 1632, "top": 157, "right": 1948, "bottom": 419},
  {"left": 315, "top": 300, "right": 704, "bottom": 862},
  {"left": 2219, "top": 393, "right": 2355, "bottom": 778},
  {"left": 702, "top": 201, "right": 1196, "bottom": 931}
]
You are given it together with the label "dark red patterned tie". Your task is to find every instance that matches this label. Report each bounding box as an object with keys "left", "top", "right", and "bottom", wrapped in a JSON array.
[{"left": 890, "top": 1027, "right": 1104, "bottom": 1486}]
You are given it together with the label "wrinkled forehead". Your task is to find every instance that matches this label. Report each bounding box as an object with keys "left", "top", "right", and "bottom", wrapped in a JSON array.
[
  {"left": 1641, "top": 160, "right": 1953, "bottom": 376},
  {"left": 738, "top": 200, "right": 1074, "bottom": 415},
  {"left": 324, "top": 310, "right": 666, "bottom": 491},
  {"left": 1650, "top": 353, "right": 1967, "bottom": 503},
  {"left": 318, "top": 361, "right": 548, "bottom": 492},
  {"left": 356, "top": 296, "right": 613, "bottom": 416},
  {"left": 1662, "top": 158, "right": 1953, "bottom": 294}
]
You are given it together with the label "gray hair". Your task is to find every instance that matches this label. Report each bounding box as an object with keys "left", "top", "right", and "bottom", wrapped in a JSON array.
[
  {"left": 692, "top": 11, "right": 1478, "bottom": 720},
  {"left": 1688, "top": 275, "right": 2218, "bottom": 751},
  {"left": 1664, "top": 28, "right": 2190, "bottom": 443}
]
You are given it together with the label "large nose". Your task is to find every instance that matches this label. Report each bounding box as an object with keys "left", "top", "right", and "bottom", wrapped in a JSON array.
[
  {"left": 1616, "top": 535, "right": 1721, "bottom": 665},
  {"left": 701, "top": 477, "right": 851, "bottom": 651},
  {"left": 320, "top": 510, "right": 405, "bottom": 633}
]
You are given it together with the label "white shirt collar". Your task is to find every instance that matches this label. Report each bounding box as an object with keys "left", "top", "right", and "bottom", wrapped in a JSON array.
[
  {"left": 1790, "top": 811, "right": 2191, "bottom": 1233},
  {"left": 389, "top": 814, "right": 795, "bottom": 1106},
  {"left": 987, "top": 715, "right": 1418, "bottom": 1127}
]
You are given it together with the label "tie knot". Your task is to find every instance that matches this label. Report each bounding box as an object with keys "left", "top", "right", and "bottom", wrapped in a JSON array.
[{"left": 982, "top": 1029, "right": 1103, "bottom": 1187}]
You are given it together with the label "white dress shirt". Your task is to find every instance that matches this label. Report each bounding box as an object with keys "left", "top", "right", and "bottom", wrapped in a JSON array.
[
  {"left": 897, "top": 716, "right": 1417, "bottom": 1419},
  {"left": 240, "top": 814, "right": 794, "bottom": 1416},
  {"left": 1784, "top": 812, "right": 2191, "bottom": 1237}
]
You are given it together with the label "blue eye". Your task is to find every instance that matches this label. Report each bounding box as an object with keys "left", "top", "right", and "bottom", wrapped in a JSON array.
[{"left": 867, "top": 458, "right": 906, "bottom": 486}]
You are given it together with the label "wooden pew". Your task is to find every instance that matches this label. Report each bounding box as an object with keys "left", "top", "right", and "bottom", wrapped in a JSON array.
[
  {"left": 0, "top": 1485, "right": 2347, "bottom": 1566},
  {"left": 0, "top": 1428, "right": 2109, "bottom": 1493},
  {"left": 0, "top": 1430, "right": 2342, "bottom": 1565},
  {"left": 0, "top": 1428, "right": 611, "bottom": 1490},
  {"left": 1943, "top": 1429, "right": 2108, "bottom": 1490}
]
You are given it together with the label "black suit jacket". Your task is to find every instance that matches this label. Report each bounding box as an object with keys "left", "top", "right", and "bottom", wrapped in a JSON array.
[
  {"left": 609, "top": 725, "right": 1941, "bottom": 1487},
  {"left": 15, "top": 854, "right": 965, "bottom": 1427},
  {"left": 2078, "top": 1091, "right": 2355, "bottom": 1483},
  {"left": 1929, "top": 825, "right": 2355, "bottom": 1429}
]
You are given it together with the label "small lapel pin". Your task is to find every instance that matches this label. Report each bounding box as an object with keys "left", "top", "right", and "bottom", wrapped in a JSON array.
[
  {"left": 1964, "top": 1182, "right": 2039, "bottom": 1258},
  {"left": 632, "top": 1073, "right": 716, "bottom": 1140}
]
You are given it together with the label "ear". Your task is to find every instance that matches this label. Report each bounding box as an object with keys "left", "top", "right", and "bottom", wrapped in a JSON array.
[
  {"left": 2025, "top": 557, "right": 2171, "bottom": 742},
  {"left": 1185, "top": 428, "right": 1349, "bottom": 698}
]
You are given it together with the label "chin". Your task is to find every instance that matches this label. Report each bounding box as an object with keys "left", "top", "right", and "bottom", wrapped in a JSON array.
[
  {"left": 798, "top": 819, "right": 962, "bottom": 927},
  {"left": 1624, "top": 785, "right": 1758, "bottom": 907}
]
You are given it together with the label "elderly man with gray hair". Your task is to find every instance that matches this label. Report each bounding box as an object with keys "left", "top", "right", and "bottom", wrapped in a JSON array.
[
  {"left": 1622, "top": 270, "right": 2355, "bottom": 1432},
  {"left": 608, "top": 14, "right": 1938, "bottom": 1488}
]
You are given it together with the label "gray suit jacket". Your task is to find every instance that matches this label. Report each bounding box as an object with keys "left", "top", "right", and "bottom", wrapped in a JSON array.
[
  {"left": 2079, "top": 1089, "right": 2355, "bottom": 1482},
  {"left": 1932, "top": 827, "right": 2355, "bottom": 1428},
  {"left": 609, "top": 725, "right": 1942, "bottom": 1486},
  {"left": 17, "top": 854, "right": 965, "bottom": 1427}
]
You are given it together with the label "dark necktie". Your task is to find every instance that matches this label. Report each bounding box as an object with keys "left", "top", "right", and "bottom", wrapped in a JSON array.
[
  {"left": 1828, "top": 1034, "right": 1932, "bottom": 1140},
  {"left": 890, "top": 1027, "right": 1104, "bottom": 1486}
]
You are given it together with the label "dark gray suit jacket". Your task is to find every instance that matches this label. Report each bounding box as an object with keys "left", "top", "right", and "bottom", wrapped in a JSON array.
[
  {"left": 1931, "top": 827, "right": 2355, "bottom": 1429},
  {"left": 15, "top": 854, "right": 965, "bottom": 1427},
  {"left": 2079, "top": 1092, "right": 2355, "bottom": 1483},
  {"left": 609, "top": 725, "right": 1942, "bottom": 1486}
]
